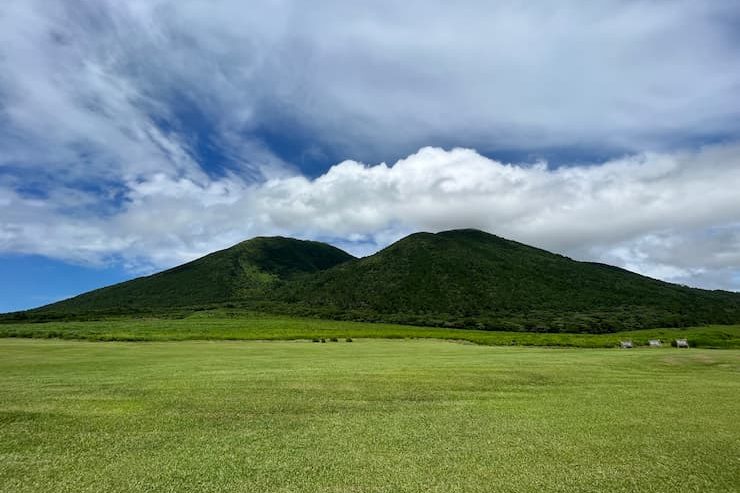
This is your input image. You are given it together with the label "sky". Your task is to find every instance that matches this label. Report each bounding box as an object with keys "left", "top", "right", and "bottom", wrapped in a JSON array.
[{"left": 1, "top": 0, "right": 740, "bottom": 311}]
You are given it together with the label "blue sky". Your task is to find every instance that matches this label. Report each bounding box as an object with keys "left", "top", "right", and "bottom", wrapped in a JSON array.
[{"left": 1, "top": 0, "right": 740, "bottom": 312}]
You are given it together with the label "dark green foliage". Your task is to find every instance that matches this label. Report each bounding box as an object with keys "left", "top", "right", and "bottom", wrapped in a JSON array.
[
  {"left": 279, "top": 229, "right": 740, "bottom": 331},
  {"left": 30, "top": 236, "right": 354, "bottom": 314},
  {"left": 7, "top": 229, "right": 740, "bottom": 333}
]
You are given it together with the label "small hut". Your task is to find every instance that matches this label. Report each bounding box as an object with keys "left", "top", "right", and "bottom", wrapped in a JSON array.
[
  {"left": 648, "top": 339, "right": 662, "bottom": 347},
  {"left": 675, "top": 338, "right": 689, "bottom": 348}
]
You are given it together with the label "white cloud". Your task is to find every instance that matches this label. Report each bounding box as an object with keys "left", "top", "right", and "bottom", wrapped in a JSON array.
[{"left": 2, "top": 144, "right": 740, "bottom": 290}]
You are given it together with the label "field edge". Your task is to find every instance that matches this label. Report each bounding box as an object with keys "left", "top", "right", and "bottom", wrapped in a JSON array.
[{"left": 0, "top": 315, "right": 738, "bottom": 348}]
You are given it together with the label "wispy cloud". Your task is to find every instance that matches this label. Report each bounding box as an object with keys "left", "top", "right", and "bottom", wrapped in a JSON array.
[{"left": 3, "top": 1, "right": 739, "bottom": 170}]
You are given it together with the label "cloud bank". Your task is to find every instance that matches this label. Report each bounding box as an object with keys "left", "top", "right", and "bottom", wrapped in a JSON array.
[{"left": 2, "top": 144, "right": 740, "bottom": 290}]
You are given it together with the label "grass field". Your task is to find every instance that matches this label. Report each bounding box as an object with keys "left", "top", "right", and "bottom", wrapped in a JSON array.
[
  {"left": 1, "top": 338, "right": 738, "bottom": 492},
  {"left": 1, "top": 313, "right": 739, "bottom": 348}
]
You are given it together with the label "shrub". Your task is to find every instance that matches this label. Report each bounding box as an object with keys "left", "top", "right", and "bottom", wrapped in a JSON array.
[
  {"left": 320, "top": 338, "right": 326, "bottom": 343},
  {"left": 346, "top": 337, "right": 353, "bottom": 342},
  {"left": 330, "top": 337, "right": 338, "bottom": 342},
  {"left": 312, "top": 338, "right": 319, "bottom": 343}
]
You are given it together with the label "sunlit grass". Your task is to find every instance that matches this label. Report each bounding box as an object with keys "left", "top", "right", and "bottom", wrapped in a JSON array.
[
  {"left": 1, "top": 339, "right": 738, "bottom": 492},
  {"left": 1, "top": 313, "right": 739, "bottom": 348}
]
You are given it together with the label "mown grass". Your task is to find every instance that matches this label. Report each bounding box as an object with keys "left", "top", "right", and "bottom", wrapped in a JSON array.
[
  {"left": 1, "top": 312, "right": 739, "bottom": 348},
  {"left": 1, "top": 339, "right": 738, "bottom": 492}
]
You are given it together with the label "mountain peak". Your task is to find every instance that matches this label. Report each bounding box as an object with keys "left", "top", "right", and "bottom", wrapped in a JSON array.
[{"left": 22, "top": 231, "right": 740, "bottom": 332}]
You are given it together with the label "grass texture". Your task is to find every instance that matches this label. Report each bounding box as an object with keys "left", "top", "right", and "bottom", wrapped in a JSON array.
[{"left": 1, "top": 339, "right": 738, "bottom": 492}]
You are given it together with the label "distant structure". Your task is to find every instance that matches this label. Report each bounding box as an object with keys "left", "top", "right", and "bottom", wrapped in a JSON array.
[
  {"left": 675, "top": 339, "right": 690, "bottom": 348},
  {"left": 648, "top": 339, "right": 662, "bottom": 347},
  {"left": 620, "top": 340, "right": 633, "bottom": 349}
]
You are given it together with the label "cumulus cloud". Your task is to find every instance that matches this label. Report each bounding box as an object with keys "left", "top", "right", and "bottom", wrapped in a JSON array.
[
  {"left": 2, "top": 144, "right": 740, "bottom": 290},
  {"left": 246, "top": 144, "right": 740, "bottom": 292}
]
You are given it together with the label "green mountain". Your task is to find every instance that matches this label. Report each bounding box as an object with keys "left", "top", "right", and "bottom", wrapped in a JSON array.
[
  {"left": 283, "top": 229, "right": 740, "bottom": 331},
  {"left": 11, "top": 229, "right": 740, "bottom": 332},
  {"left": 35, "top": 236, "right": 354, "bottom": 314}
]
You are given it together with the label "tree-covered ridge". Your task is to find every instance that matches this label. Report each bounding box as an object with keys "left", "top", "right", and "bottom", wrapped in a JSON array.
[
  {"left": 34, "top": 236, "right": 354, "bottom": 312},
  {"left": 9, "top": 229, "right": 740, "bottom": 333},
  {"left": 285, "top": 229, "right": 740, "bottom": 331}
]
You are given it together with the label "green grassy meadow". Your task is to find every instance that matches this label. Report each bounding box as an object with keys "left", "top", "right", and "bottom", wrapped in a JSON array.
[
  {"left": 1, "top": 338, "right": 738, "bottom": 492},
  {"left": 1, "top": 313, "right": 739, "bottom": 348}
]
